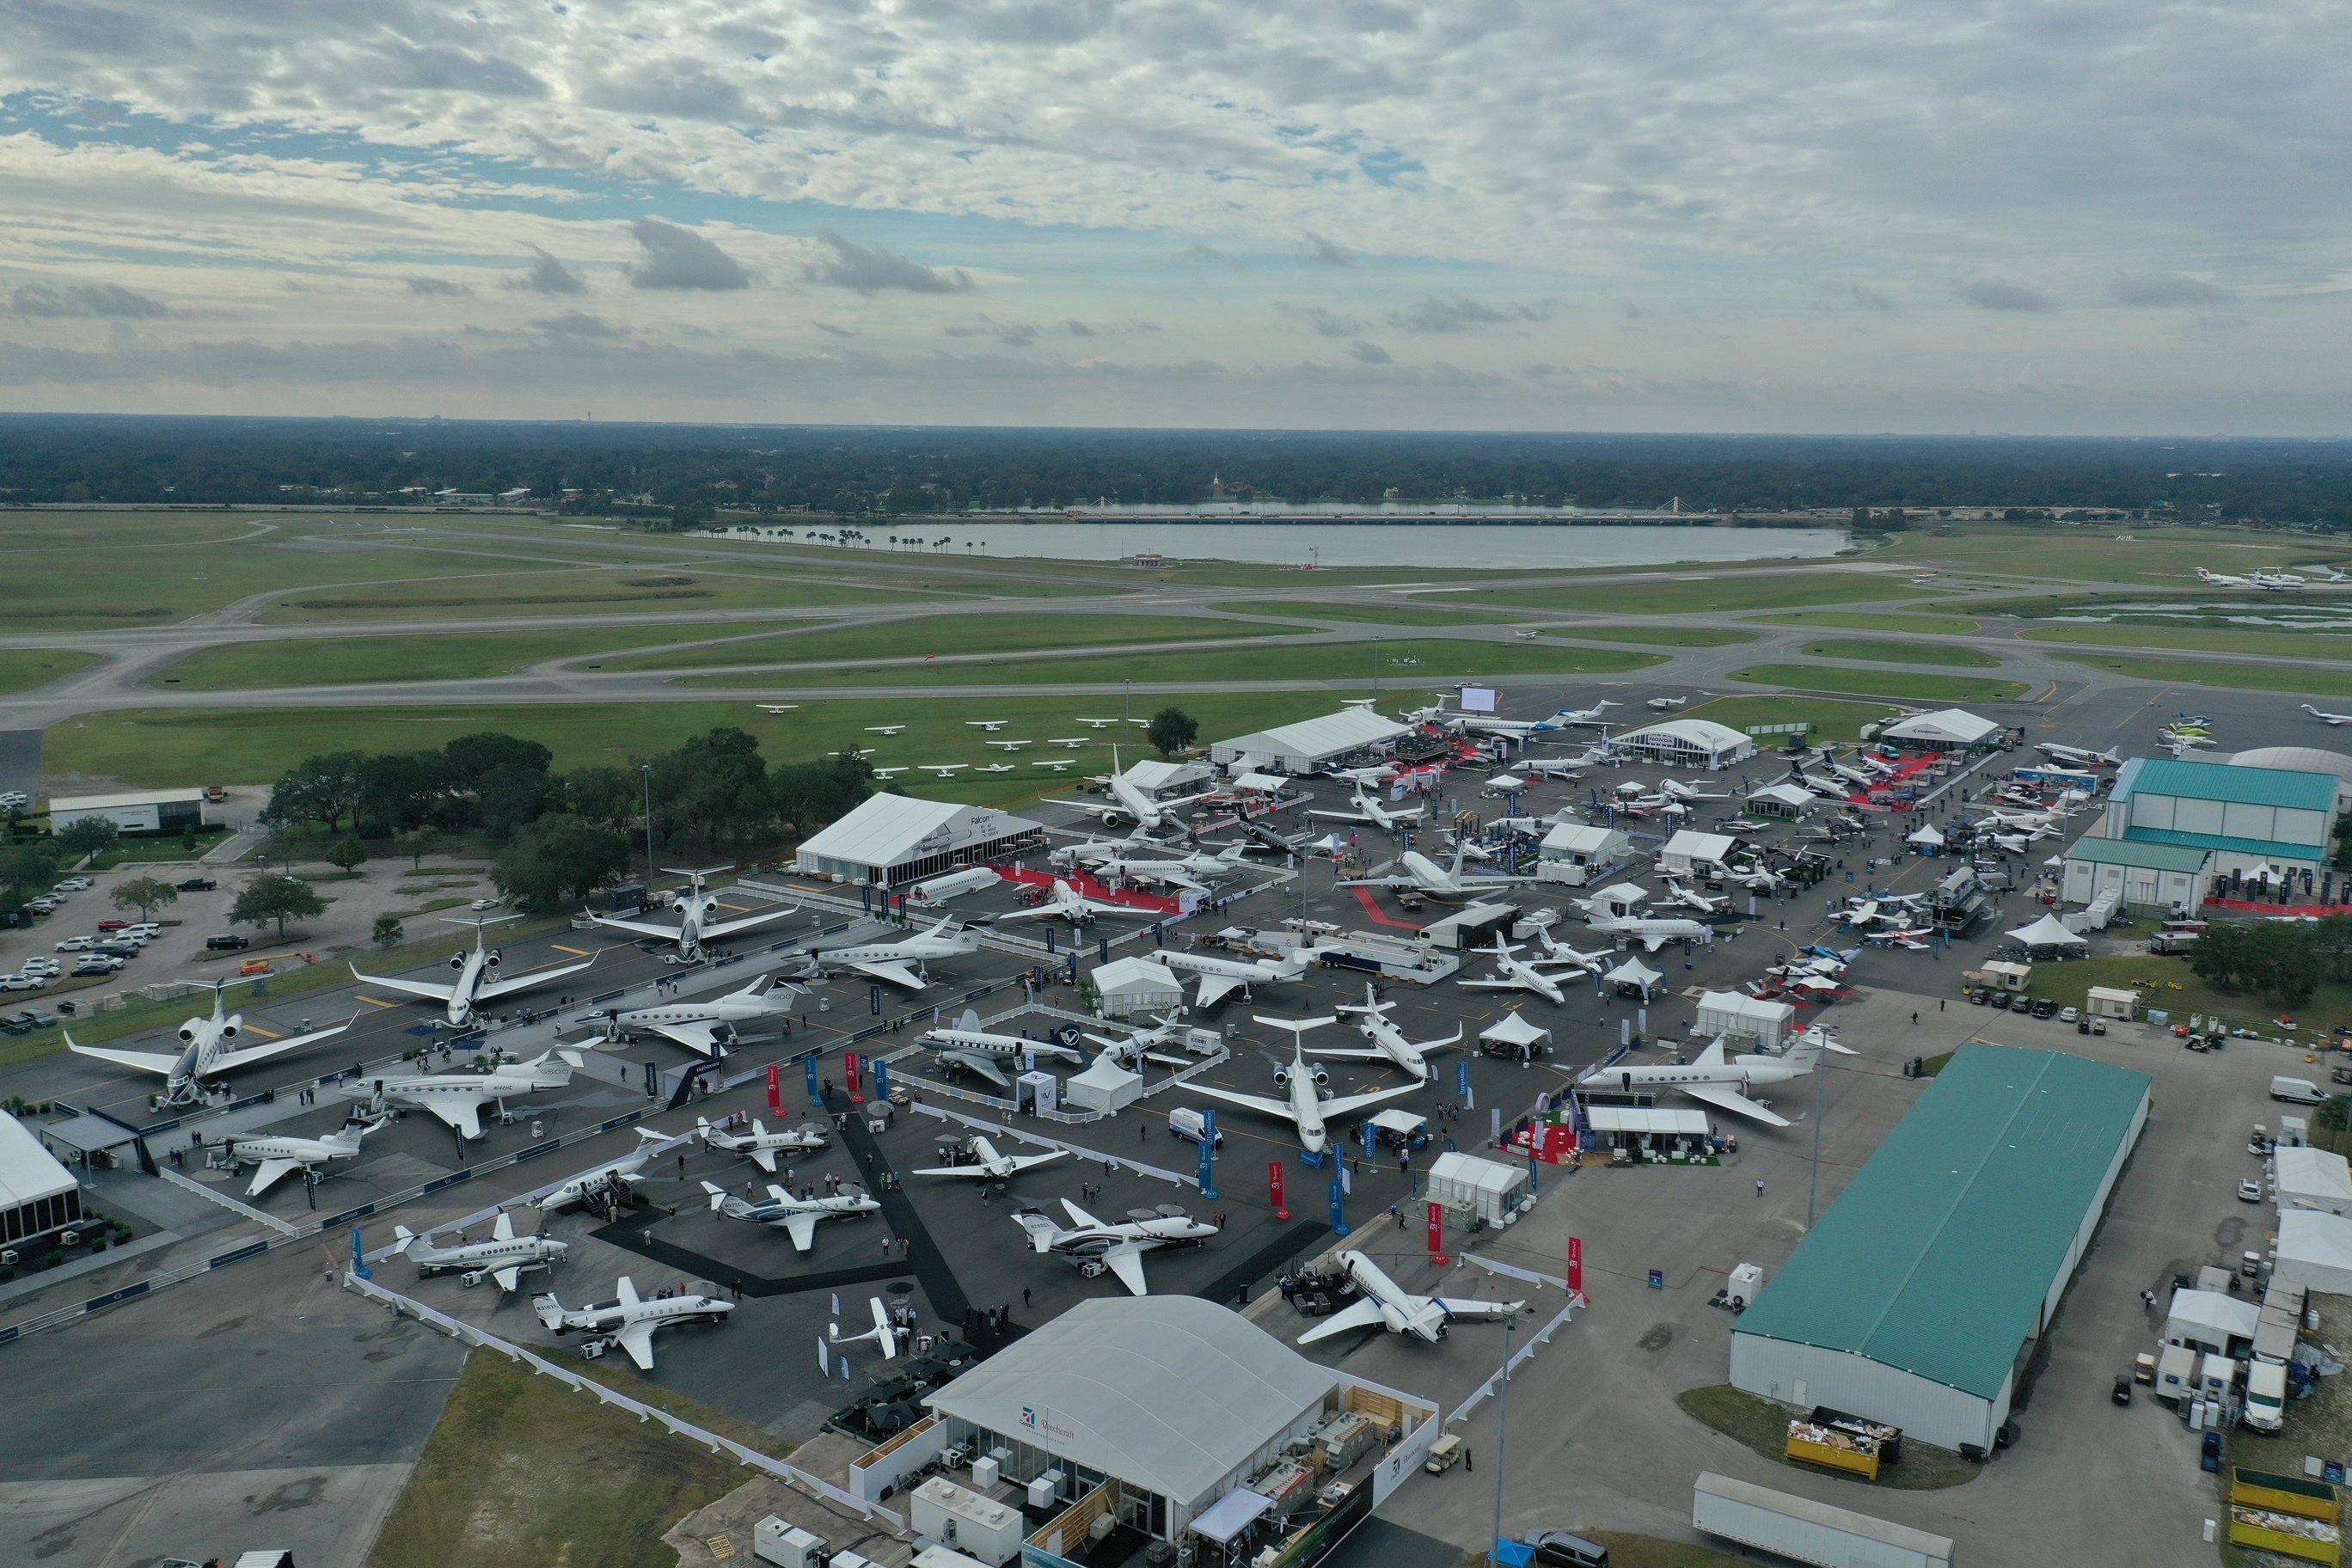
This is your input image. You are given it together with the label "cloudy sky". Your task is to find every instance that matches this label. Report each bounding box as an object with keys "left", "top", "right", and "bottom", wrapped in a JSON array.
[{"left": 0, "top": 0, "right": 2343, "bottom": 432}]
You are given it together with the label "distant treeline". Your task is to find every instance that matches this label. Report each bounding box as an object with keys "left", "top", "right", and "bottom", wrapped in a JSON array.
[{"left": 3, "top": 416, "right": 2351, "bottom": 526}]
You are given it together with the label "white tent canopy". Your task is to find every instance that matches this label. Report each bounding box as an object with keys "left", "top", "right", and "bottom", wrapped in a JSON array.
[
  {"left": 1603, "top": 957, "right": 1664, "bottom": 995},
  {"left": 1883, "top": 708, "right": 2001, "bottom": 747},
  {"left": 2276, "top": 1209, "right": 2352, "bottom": 1296},
  {"left": 1066, "top": 1052, "right": 1146, "bottom": 1113},
  {"left": 2007, "top": 914, "right": 2089, "bottom": 951},
  {"left": 2277, "top": 1147, "right": 2352, "bottom": 1216},
  {"left": 1907, "top": 820, "right": 1946, "bottom": 847},
  {"left": 1229, "top": 772, "right": 1294, "bottom": 794},
  {"left": 1479, "top": 1011, "right": 1553, "bottom": 1048},
  {"left": 1658, "top": 830, "right": 1736, "bottom": 872},
  {"left": 1483, "top": 773, "right": 1528, "bottom": 792},
  {"left": 1091, "top": 957, "right": 1184, "bottom": 1018}
]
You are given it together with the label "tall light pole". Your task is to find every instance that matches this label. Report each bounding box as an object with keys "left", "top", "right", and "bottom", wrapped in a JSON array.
[
  {"left": 1489, "top": 1310, "right": 1515, "bottom": 1567},
  {"left": 1124, "top": 678, "right": 1133, "bottom": 726},
  {"left": 640, "top": 764, "right": 656, "bottom": 885},
  {"left": 1808, "top": 1027, "right": 1828, "bottom": 1228}
]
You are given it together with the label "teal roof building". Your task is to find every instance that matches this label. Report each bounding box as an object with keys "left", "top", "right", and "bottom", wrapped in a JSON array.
[{"left": 1730, "top": 1043, "right": 2151, "bottom": 1452}]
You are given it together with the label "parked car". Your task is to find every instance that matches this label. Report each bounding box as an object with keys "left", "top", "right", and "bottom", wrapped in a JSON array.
[
  {"left": 21, "top": 958, "right": 60, "bottom": 976},
  {"left": 93, "top": 940, "right": 142, "bottom": 959},
  {"left": 56, "top": 875, "right": 92, "bottom": 891},
  {"left": 0, "top": 974, "right": 48, "bottom": 992},
  {"left": 204, "top": 934, "right": 250, "bottom": 952},
  {"left": 1966, "top": 986, "right": 1991, "bottom": 1005},
  {"left": 124, "top": 922, "right": 162, "bottom": 937},
  {"left": 53, "top": 935, "right": 94, "bottom": 952},
  {"left": 2059, "top": 1006, "right": 2081, "bottom": 1024},
  {"left": 1531, "top": 1532, "right": 1612, "bottom": 1568},
  {"left": 2112, "top": 1374, "right": 2134, "bottom": 1406},
  {"left": 17, "top": 1008, "right": 58, "bottom": 1029},
  {"left": 70, "top": 956, "right": 124, "bottom": 977},
  {"left": 175, "top": 877, "right": 217, "bottom": 892},
  {"left": 469, "top": 897, "right": 500, "bottom": 911},
  {"left": 0, "top": 790, "right": 30, "bottom": 810},
  {"left": 2030, "top": 997, "right": 2061, "bottom": 1020},
  {"left": 0, "top": 1015, "right": 28, "bottom": 1035},
  {"left": 1990, "top": 990, "right": 2014, "bottom": 1010},
  {"left": 95, "top": 918, "right": 130, "bottom": 932},
  {"left": 2239, "top": 1179, "right": 2265, "bottom": 1204}
]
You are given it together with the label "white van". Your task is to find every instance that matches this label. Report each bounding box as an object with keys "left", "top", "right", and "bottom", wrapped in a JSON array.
[
  {"left": 2271, "top": 1076, "right": 2328, "bottom": 1106},
  {"left": 1166, "top": 1107, "right": 1226, "bottom": 1147},
  {"left": 2245, "top": 1360, "right": 2288, "bottom": 1432}
]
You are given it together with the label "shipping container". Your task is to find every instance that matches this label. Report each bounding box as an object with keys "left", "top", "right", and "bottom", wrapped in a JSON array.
[{"left": 1693, "top": 1473, "right": 1954, "bottom": 1568}]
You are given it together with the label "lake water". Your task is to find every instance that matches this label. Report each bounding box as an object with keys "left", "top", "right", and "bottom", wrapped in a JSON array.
[{"left": 720, "top": 521, "right": 1847, "bottom": 570}]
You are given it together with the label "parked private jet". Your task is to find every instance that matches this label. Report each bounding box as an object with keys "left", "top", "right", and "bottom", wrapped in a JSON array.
[
  {"left": 701, "top": 1180, "right": 879, "bottom": 1253},
  {"left": 586, "top": 869, "right": 799, "bottom": 964},
  {"left": 1186, "top": 1019, "right": 1419, "bottom": 1154},
  {"left": 695, "top": 1115, "right": 829, "bottom": 1173},
  {"left": 604, "top": 972, "right": 802, "bottom": 1057},
  {"left": 1309, "top": 788, "right": 1425, "bottom": 832},
  {"left": 913, "top": 1134, "right": 1070, "bottom": 1181},
  {"left": 2306, "top": 705, "right": 2352, "bottom": 727},
  {"left": 224, "top": 1113, "right": 389, "bottom": 1198},
  {"left": 1295, "top": 1252, "right": 1524, "bottom": 1345},
  {"left": 391, "top": 1210, "right": 568, "bottom": 1292},
  {"left": 1012, "top": 1197, "right": 1220, "bottom": 1295},
  {"left": 1314, "top": 983, "right": 1463, "bottom": 1081},
  {"left": 352, "top": 916, "right": 597, "bottom": 1028},
  {"left": 68, "top": 978, "right": 356, "bottom": 1106},
  {"left": 798, "top": 916, "right": 980, "bottom": 989},
  {"left": 534, "top": 1276, "right": 733, "bottom": 1370},
  {"left": 1577, "top": 1026, "right": 1853, "bottom": 1127}
]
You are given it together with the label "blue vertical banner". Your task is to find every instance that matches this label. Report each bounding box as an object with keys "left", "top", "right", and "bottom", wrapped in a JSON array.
[
  {"left": 1045, "top": 926, "right": 1057, "bottom": 954},
  {"left": 1098, "top": 936, "right": 1110, "bottom": 964},
  {"left": 1528, "top": 1149, "right": 1540, "bottom": 1193},
  {"left": 1330, "top": 1176, "right": 1350, "bottom": 1236},
  {"left": 1068, "top": 952, "right": 1080, "bottom": 984},
  {"left": 350, "top": 1227, "right": 372, "bottom": 1280},
  {"left": 804, "top": 1054, "right": 821, "bottom": 1103},
  {"left": 642, "top": 1060, "right": 659, "bottom": 1099},
  {"left": 1455, "top": 1060, "right": 1471, "bottom": 1102},
  {"left": 1198, "top": 1109, "right": 1219, "bottom": 1199},
  {"left": 870, "top": 984, "right": 883, "bottom": 1016},
  {"left": 873, "top": 1057, "right": 891, "bottom": 1104}
]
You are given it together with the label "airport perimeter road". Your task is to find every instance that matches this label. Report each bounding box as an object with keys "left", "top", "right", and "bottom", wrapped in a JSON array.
[{"left": 0, "top": 1245, "right": 465, "bottom": 1568}]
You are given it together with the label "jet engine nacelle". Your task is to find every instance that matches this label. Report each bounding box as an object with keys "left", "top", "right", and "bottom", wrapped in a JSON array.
[
  {"left": 449, "top": 952, "right": 468, "bottom": 971},
  {"left": 1310, "top": 1063, "right": 1331, "bottom": 1087},
  {"left": 487, "top": 949, "right": 502, "bottom": 967},
  {"left": 1271, "top": 1065, "right": 1292, "bottom": 1087},
  {"left": 179, "top": 1025, "right": 199, "bottom": 1043}
]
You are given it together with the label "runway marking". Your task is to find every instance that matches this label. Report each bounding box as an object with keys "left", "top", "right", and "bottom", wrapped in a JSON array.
[
  {"left": 356, "top": 994, "right": 401, "bottom": 1008},
  {"left": 554, "top": 944, "right": 594, "bottom": 956},
  {"left": 240, "top": 1021, "right": 284, "bottom": 1040}
]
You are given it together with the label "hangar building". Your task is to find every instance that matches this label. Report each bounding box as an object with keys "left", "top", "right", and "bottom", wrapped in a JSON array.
[
  {"left": 49, "top": 788, "right": 208, "bottom": 836},
  {"left": 1730, "top": 1042, "right": 2150, "bottom": 1453},
  {"left": 1210, "top": 708, "right": 1409, "bottom": 775},
  {"left": 1614, "top": 718, "right": 1755, "bottom": 769},
  {"left": 794, "top": 795, "right": 1044, "bottom": 889}
]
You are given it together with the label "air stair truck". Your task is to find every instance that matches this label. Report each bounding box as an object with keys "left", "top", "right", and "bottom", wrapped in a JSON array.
[{"left": 1693, "top": 1473, "right": 1954, "bottom": 1568}]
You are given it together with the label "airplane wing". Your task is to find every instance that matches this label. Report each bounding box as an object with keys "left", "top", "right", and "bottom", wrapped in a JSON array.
[
  {"left": 244, "top": 1157, "right": 305, "bottom": 1198},
  {"left": 1302, "top": 1046, "right": 1391, "bottom": 1061},
  {"left": 210, "top": 1015, "right": 358, "bottom": 1075},
  {"left": 1192, "top": 973, "right": 1246, "bottom": 1008},
  {"left": 492, "top": 1264, "right": 523, "bottom": 1293},
  {"left": 638, "top": 1019, "right": 732, "bottom": 1058},
  {"left": 1308, "top": 807, "right": 1372, "bottom": 824},
  {"left": 1046, "top": 798, "right": 1120, "bottom": 818},
  {"left": 912, "top": 1163, "right": 995, "bottom": 1179},
  {"left": 1431, "top": 1295, "right": 1522, "bottom": 1321},
  {"left": 1187, "top": 1083, "right": 1295, "bottom": 1120},
  {"left": 1082, "top": 901, "right": 1159, "bottom": 920},
  {"left": 844, "top": 959, "right": 929, "bottom": 989},
  {"left": 476, "top": 953, "right": 598, "bottom": 1001},
  {"left": 615, "top": 1320, "right": 659, "bottom": 1371},
  {"left": 1101, "top": 1240, "right": 1151, "bottom": 1296},
  {"left": 1456, "top": 976, "right": 1537, "bottom": 991},
  {"left": 941, "top": 1054, "right": 1011, "bottom": 1087},
  {"left": 585, "top": 912, "right": 685, "bottom": 940},
  {"left": 1632, "top": 934, "right": 1673, "bottom": 952},
  {"left": 1334, "top": 875, "right": 1412, "bottom": 891},
  {"left": 1295, "top": 1297, "right": 1388, "bottom": 1344},
  {"left": 410, "top": 1095, "right": 487, "bottom": 1141},
  {"left": 702, "top": 904, "right": 801, "bottom": 940},
  {"left": 1680, "top": 1082, "right": 1792, "bottom": 1128},
  {"left": 748, "top": 1145, "right": 779, "bottom": 1174},
  {"left": 1320, "top": 1082, "right": 1423, "bottom": 1118},
  {"left": 64, "top": 1038, "right": 182, "bottom": 1076},
  {"left": 1010, "top": 1150, "right": 1069, "bottom": 1174},
  {"left": 347, "top": 964, "right": 457, "bottom": 1002},
  {"left": 783, "top": 1212, "right": 821, "bottom": 1252}
]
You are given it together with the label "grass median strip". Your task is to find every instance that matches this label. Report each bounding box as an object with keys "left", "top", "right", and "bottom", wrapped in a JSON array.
[
  {"left": 1679, "top": 695, "right": 1905, "bottom": 742},
  {"left": 2055, "top": 651, "right": 2352, "bottom": 699},
  {"left": 1798, "top": 637, "right": 2000, "bottom": 668},
  {"left": 609, "top": 611, "right": 1297, "bottom": 671},
  {"left": 1762, "top": 610, "right": 1982, "bottom": 634},
  {"left": 2022, "top": 624, "right": 2352, "bottom": 661},
  {"left": 1731, "top": 663, "right": 2030, "bottom": 701}
]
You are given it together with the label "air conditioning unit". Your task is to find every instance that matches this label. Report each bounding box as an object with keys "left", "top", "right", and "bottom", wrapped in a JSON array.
[
  {"left": 0, "top": 1249, "right": 16, "bottom": 1266},
  {"left": 58, "top": 1230, "right": 79, "bottom": 1246}
]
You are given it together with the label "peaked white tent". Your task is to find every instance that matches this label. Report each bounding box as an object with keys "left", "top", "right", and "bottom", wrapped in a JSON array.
[
  {"left": 1907, "top": 819, "right": 1946, "bottom": 848},
  {"left": 1065, "top": 1051, "right": 1145, "bottom": 1114},
  {"left": 1483, "top": 773, "right": 1528, "bottom": 793},
  {"left": 2277, "top": 1147, "right": 2352, "bottom": 1216},
  {"left": 1479, "top": 1010, "right": 1553, "bottom": 1053},
  {"left": 2276, "top": 1209, "right": 2352, "bottom": 1296},
  {"left": 1603, "top": 956, "right": 1664, "bottom": 996},
  {"left": 2006, "top": 913, "right": 2089, "bottom": 952}
]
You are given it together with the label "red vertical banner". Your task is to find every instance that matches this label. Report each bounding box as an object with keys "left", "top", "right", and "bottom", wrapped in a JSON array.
[
  {"left": 846, "top": 1051, "right": 865, "bottom": 1105},
  {"left": 1270, "top": 1161, "right": 1289, "bottom": 1221},
  {"left": 1428, "top": 1201, "right": 1449, "bottom": 1266},
  {"left": 1568, "top": 1236, "right": 1585, "bottom": 1299},
  {"left": 767, "top": 1063, "right": 783, "bottom": 1117}
]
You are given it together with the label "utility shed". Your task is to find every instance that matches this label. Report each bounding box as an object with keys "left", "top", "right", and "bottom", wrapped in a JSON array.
[
  {"left": 1730, "top": 1043, "right": 2151, "bottom": 1453},
  {"left": 1536, "top": 822, "right": 1628, "bottom": 885},
  {"left": 2276, "top": 1147, "right": 2352, "bottom": 1216},
  {"left": 1657, "top": 830, "right": 1738, "bottom": 876},
  {"left": 795, "top": 795, "right": 1043, "bottom": 888},
  {"left": 1424, "top": 1151, "right": 1530, "bottom": 1225},
  {"left": 1694, "top": 991, "right": 1795, "bottom": 1052},
  {"left": 1090, "top": 956, "right": 1184, "bottom": 1019}
]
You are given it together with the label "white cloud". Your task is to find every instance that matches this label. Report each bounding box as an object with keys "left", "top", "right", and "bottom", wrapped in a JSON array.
[
  {"left": 1951, "top": 277, "right": 2055, "bottom": 313},
  {"left": 803, "top": 232, "right": 972, "bottom": 295},
  {"left": 627, "top": 218, "right": 755, "bottom": 291}
]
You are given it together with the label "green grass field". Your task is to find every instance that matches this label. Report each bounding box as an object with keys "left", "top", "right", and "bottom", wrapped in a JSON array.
[
  {"left": 1732, "top": 663, "right": 2030, "bottom": 702},
  {"left": 1554, "top": 625, "right": 1756, "bottom": 646},
  {"left": 2054, "top": 652, "right": 2352, "bottom": 699},
  {"left": 1217, "top": 599, "right": 1520, "bottom": 626},
  {"left": 607, "top": 611, "right": 1301, "bottom": 671},
  {"left": 0, "top": 649, "right": 97, "bottom": 692},
  {"left": 151, "top": 626, "right": 734, "bottom": 689},
  {"left": 1799, "top": 638, "right": 2000, "bottom": 669},
  {"left": 2020, "top": 623, "right": 2352, "bottom": 661},
  {"left": 1474, "top": 572, "right": 1910, "bottom": 616},
  {"left": 1880, "top": 522, "right": 2324, "bottom": 585},
  {"left": 364, "top": 1351, "right": 769, "bottom": 1568},
  {"left": 1675, "top": 1385, "right": 1980, "bottom": 1491},
  {"left": 681, "top": 636, "right": 1663, "bottom": 689},
  {"left": 1678, "top": 694, "right": 1905, "bottom": 742},
  {"left": 262, "top": 564, "right": 929, "bottom": 622},
  {"left": 43, "top": 691, "right": 1359, "bottom": 802},
  {"left": 2006, "top": 956, "right": 2352, "bottom": 1033},
  {"left": 1763, "top": 610, "right": 1982, "bottom": 634}
]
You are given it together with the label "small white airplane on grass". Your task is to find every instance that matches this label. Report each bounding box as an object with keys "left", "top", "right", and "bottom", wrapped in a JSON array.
[
  {"left": 756, "top": 704, "right": 801, "bottom": 714},
  {"left": 922, "top": 763, "right": 971, "bottom": 777},
  {"left": 967, "top": 720, "right": 1011, "bottom": 731},
  {"left": 352, "top": 916, "right": 597, "bottom": 1027},
  {"left": 800, "top": 916, "right": 980, "bottom": 989},
  {"left": 1457, "top": 939, "right": 1582, "bottom": 1004},
  {"left": 866, "top": 724, "right": 908, "bottom": 735},
  {"left": 225, "top": 1113, "right": 389, "bottom": 1197},
  {"left": 992, "top": 878, "right": 1160, "bottom": 928},
  {"left": 695, "top": 1115, "right": 829, "bottom": 1172},
  {"left": 533, "top": 1128, "right": 674, "bottom": 1212},
  {"left": 2305, "top": 705, "right": 2352, "bottom": 727},
  {"left": 984, "top": 738, "right": 1032, "bottom": 750},
  {"left": 1077, "top": 718, "right": 1120, "bottom": 729},
  {"left": 702, "top": 1180, "right": 880, "bottom": 1252},
  {"left": 392, "top": 1210, "right": 567, "bottom": 1292},
  {"left": 977, "top": 763, "right": 1017, "bottom": 775},
  {"left": 873, "top": 766, "right": 910, "bottom": 780},
  {"left": 1296, "top": 1252, "right": 1524, "bottom": 1345},
  {"left": 1047, "top": 737, "right": 1089, "bottom": 748},
  {"left": 1033, "top": 758, "right": 1077, "bottom": 771},
  {"left": 1315, "top": 983, "right": 1462, "bottom": 1081},
  {"left": 606, "top": 972, "right": 802, "bottom": 1058},
  {"left": 1187, "top": 1017, "right": 1419, "bottom": 1154},
  {"left": 830, "top": 1297, "right": 901, "bottom": 1361},
  {"left": 68, "top": 978, "right": 356, "bottom": 1106},
  {"left": 1013, "top": 1197, "right": 1220, "bottom": 1295},
  {"left": 1578, "top": 1026, "right": 1853, "bottom": 1127},
  {"left": 1310, "top": 788, "right": 1424, "bottom": 831},
  {"left": 534, "top": 1276, "right": 732, "bottom": 1370},
  {"left": 914, "top": 1134, "right": 1069, "bottom": 1181},
  {"left": 586, "top": 869, "right": 799, "bottom": 964},
  {"left": 371, "top": 1048, "right": 584, "bottom": 1140}
]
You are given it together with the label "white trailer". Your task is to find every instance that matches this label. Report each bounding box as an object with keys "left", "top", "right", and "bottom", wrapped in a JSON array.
[{"left": 1693, "top": 1473, "right": 1955, "bottom": 1568}]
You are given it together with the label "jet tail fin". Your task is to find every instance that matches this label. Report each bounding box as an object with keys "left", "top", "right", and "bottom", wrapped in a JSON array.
[
  {"left": 532, "top": 1292, "right": 565, "bottom": 1329},
  {"left": 701, "top": 1180, "right": 729, "bottom": 1214},
  {"left": 391, "top": 1225, "right": 416, "bottom": 1255}
]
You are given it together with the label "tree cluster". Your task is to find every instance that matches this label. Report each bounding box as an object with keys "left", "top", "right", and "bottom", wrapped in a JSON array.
[{"left": 2190, "top": 916, "right": 2352, "bottom": 1008}]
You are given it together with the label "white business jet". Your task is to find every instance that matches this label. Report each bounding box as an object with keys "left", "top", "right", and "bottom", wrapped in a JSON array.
[
  {"left": 534, "top": 1276, "right": 733, "bottom": 1370},
  {"left": 1012, "top": 1198, "right": 1220, "bottom": 1295},
  {"left": 392, "top": 1210, "right": 568, "bottom": 1292},
  {"left": 588, "top": 869, "right": 799, "bottom": 964},
  {"left": 2036, "top": 742, "right": 2122, "bottom": 767},
  {"left": 695, "top": 1115, "right": 829, "bottom": 1172},
  {"left": 1052, "top": 745, "right": 1216, "bottom": 832},
  {"left": 68, "top": 978, "right": 356, "bottom": 1106},
  {"left": 1553, "top": 700, "right": 1621, "bottom": 727},
  {"left": 1586, "top": 910, "right": 1712, "bottom": 952},
  {"left": 2305, "top": 705, "right": 2352, "bottom": 727},
  {"left": 224, "top": 1112, "right": 389, "bottom": 1198},
  {"left": 606, "top": 972, "right": 802, "bottom": 1058},
  {"left": 913, "top": 1134, "right": 1069, "bottom": 1181},
  {"left": 992, "top": 878, "right": 1160, "bottom": 928},
  {"left": 922, "top": 1011, "right": 1086, "bottom": 1087},
  {"left": 701, "top": 1180, "right": 879, "bottom": 1253},
  {"left": 532, "top": 1128, "right": 676, "bottom": 1212},
  {"left": 1312, "top": 983, "right": 1462, "bottom": 1081},
  {"left": 799, "top": 916, "right": 980, "bottom": 989},
  {"left": 1159, "top": 946, "right": 1320, "bottom": 1008},
  {"left": 1187, "top": 1017, "right": 1420, "bottom": 1155},
  {"left": 352, "top": 916, "right": 597, "bottom": 1028},
  {"left": 1578, "top": 1026, "right": 1853, "bottom": 1127},
  {"left": 1456, "top": 939, "right": 1581, "bottom": 1005},
  {"left": 369, "top": 1048, "right": 585, "bottom": 1140},
  {"left": 1340, "top": 844, "right": 1531, "bottom": 903},
  {"left": 1295, "top": 1252, "right": 1524, "bottom": 1345},
  {"left": 1309, "top": 787, "right": 1425, "bottom": 831}
]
